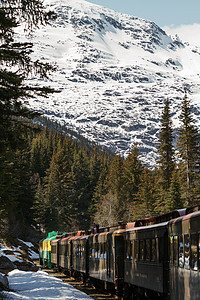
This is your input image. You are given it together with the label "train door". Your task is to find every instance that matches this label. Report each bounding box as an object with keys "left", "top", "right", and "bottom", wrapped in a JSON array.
[
  {"left": 57, "top": 241, "right": 60, "bottom": 270},
  {"left": 70, "top": 241, "right": 73, "bottom": 270},
  {"left": 107, "top": 235, "right": 112, "bottom": 278},
  {"left": 115, "top": 235, "right": 124, "bottom": 279}
]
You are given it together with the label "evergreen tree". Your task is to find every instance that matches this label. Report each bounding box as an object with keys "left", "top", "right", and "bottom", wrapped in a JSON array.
[
  {"left": 89, "top": 147, "right": 102, "bottom": 191},
  {"left": 108, "top": 155, "right": 124, "bottom": 197},
  {"left": 0, "top": 0, "right": 54, "bottom": 153},
  {"left": 132, "top": 168, "right": 155, "bottom": 219},
  {"left": 43, "top": 147, "right": 73, "bottom": 231},
  {"left": 176, "top": 92, "right": 200, "bottom": 206},
  {"left": 0, "top": 0, "right": 55, "bottom": 236},
  {"left": 107, "top": 155, "right": 126, "bottom": 221},
  {"left": 33, "top": 178, "right": 45, "bottom": 231},
  {"left": 70, "top": 150, "right": 91, "bottom": 229},
  {"left": 90, "top": 157, "right": 110, "bottom": 224},
  {"left": 157, "top": 98, "right": 175, "bottom": 190},
  {"left": 123, "top": 146, "right": 143, "bottom": 220},
  {"left": 123, "top": 146, "right": 143, "bottom": 198},
  {"left": 30, "top": 136, "right": 42, "bottom": 175},
  {"left": 165, "top": 170, "right": 182, "bottom": 211}
]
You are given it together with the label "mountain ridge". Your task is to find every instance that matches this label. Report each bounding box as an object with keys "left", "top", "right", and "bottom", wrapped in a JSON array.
[{"left": 17, "top": 0, "right": 200, "bottom": 166}]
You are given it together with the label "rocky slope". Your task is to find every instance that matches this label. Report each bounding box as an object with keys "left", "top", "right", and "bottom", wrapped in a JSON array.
[{"left": 17, "top": 0, "right": 200, "bottom": 166}]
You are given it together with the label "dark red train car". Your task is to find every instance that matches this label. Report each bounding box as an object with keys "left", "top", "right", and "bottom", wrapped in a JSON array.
[{"left": 168, "top": 210, "right": 200, "bottom": 300}]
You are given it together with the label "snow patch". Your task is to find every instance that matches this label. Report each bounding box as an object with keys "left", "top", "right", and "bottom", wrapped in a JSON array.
[{"left": 2, "top": 270, "right": 93, "bottom": 299}]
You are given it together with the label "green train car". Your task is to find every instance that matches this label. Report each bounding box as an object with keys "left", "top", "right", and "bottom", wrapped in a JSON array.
[{"left": 39, "top": 231, "right": 57, "bottom": 269}]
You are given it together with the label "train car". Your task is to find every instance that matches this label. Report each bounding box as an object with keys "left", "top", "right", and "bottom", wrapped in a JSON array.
[
  {"left": 168, "top": 210, "right": 200, "bottom": 300},
  {"left": 58, "top": 231, "right": 84, "bottom": 276},
  {"left": 51, "top": 234, "right": 65, "bottom": 269},
  {"left": 88, "top": 225, "right": 125, "bottom": 295},
  {"left": 39, "top": 206, "right": 200, "bottom": 299},
  {"left": 124, "top": 221, "right": 169, "bottom": 299},
  {"left": 71, "top": 233, "right": 89, "bottom": 282},
  {"left": 42, "top": 231, "right": 58, "bottom": 268},
  {"left": 59, "top": 235, "right": 72, "bottom": 273}
]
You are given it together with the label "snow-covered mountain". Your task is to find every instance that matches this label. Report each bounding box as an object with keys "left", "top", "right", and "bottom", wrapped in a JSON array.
[{"left": 18, "top": 0, "right": 200, "bottom": 166}]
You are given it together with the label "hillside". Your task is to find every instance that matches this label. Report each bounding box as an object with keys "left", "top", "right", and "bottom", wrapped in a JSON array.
[{"left": 16, "top": 0, "right": 200, "bottom": 166}]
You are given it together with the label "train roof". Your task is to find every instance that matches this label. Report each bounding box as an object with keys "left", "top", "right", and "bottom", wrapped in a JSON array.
[
  {"left": 169, "top": 209, "right": 200, "bottom": 225},
  {"left": 126, "top": 221, "right": 169, "bottom": 232},
  {"left": 51, "top": 238, "right": 61, "bottom": 243},
  {"left": 60, "top": 236, "right": 72, "bottom": 242},
  {"left": 43, "top": 235, "right": 57, "bottom": 242}
]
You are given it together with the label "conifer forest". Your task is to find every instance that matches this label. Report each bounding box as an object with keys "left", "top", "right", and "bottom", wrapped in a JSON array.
[{"left": 0, "top": 0, "right": 200, "bottom": 240}]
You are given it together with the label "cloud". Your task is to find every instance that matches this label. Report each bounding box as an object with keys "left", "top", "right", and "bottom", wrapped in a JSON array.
[{"left": 163, "top": 23, "right": 200, "bottom": 48}]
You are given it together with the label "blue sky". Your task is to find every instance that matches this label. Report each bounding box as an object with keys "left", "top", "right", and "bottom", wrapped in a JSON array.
[{"left": 87, "top": 0, "right": 200, "bottom": 27}]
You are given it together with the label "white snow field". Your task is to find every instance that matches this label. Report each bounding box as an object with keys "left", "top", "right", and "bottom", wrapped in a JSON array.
[
  {"left": 2, "top": 270, "right": 93, "bottom": 300},
  {"left": 16, "top": 0, "right": 200, "bottom": 166}
]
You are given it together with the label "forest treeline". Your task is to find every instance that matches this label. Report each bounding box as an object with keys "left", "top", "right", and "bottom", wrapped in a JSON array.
[
  {"left": 0, "top": 0, "right": 200, "bottom": 238},
  {"left": 1, "top": 92, "right": 200, "bottom": 237}
]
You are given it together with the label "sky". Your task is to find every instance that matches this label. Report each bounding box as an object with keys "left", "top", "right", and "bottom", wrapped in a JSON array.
[
  {"left": 87, "top": 0, "right": 200, "bottom": 27},
  {"left": 87, "top": 0, "right": 200, "bottom": 47}
]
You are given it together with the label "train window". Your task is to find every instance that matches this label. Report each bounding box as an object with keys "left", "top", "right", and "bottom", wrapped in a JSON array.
[
  {"left": 104, "top": 242, "right": 107, "bottom": 259},
  {"left": 169, "top": 236, "right": 173, "bottom": 264},
  {"left": 198, "top": 235, "right": 200, "bottom": 270},
  {"left": 126, "top": 240, "right": 130, "bottom": 259},
  {"left": 139, "top": 240, "right": 144, "bottom": 261},
  {"left": 65, "top": 245, "right": 68, "bottom": 256},
  {"left": 158, "top": 237, "right": 164, "bottom": 262},
  {"left": 67, "top": 245, "right": 69, "bottom": 256},
  {"left": 184, "top": 234, "right": 190, "bottom": 269},
  {"left": 99, "top": 243, "right": 102, "bottom": 258},
  {"left": 98, "top": 245, "right": 100, "bottom": 258},
  {"left": 174, "top": 236, "right": 178, "bottom": 266},
  {"left": 126, "top": 240, "right": 133, "bottom": 259},
  {"left": 51, "top": 245, "right": 56, "bottom": 254},
  {"left": 126, "top": 240, "right": 132, "bottom": 260},
  {"left": 95, "top": 243, "right": 99, "bottom": 259},
  {"left": 179, "top": 235, "right": 184, "bottom": 268},
  {"left": 94, "top": 244, "right": 97, "bottom": 258},
  {"left": 146, "top": 239, "right": 150, "bottom": 261},
  {"left": 96, "top": 243, "right": 100, "bottom": 259},
  {"left": 89, "top": 244, "right": 92, "bottom": 259},
  {"left": 91, "top": 247, "right": 95, "bottom": 259},
  {"left": 130, "top": 241, "right": 133, "bottom": 260},
  {"left": 191, "top": 234, "right": 198, "bottom": 271},
  {"left": 100, "top": 243, "right": 102, "bottom": 257},
  {"left": 100, "top": 243, "right": 104, "bottom": 258},
  {"left": 151, "top": 239, "right": 157, "bottom": 262},
  {"left": 74, "top": 244, "right": 77, "bottom": 256},
  {"left": 133, "top": 240, "right": 138, "bottom": 260}
]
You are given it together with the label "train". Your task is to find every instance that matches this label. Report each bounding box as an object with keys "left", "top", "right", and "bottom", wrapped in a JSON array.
[{"left": 39, "top": 205, "right": 200, "bottom": 299}]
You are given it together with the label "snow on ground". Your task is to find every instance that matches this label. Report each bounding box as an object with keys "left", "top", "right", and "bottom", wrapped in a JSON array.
[
  {"left": 1, "top": 270, "right": 93, "bottom": 299},
  {"left": 0, "top": 244, "right": 13, "bottom": 255},
  {"left": 0, "top": 241, "right": 39, "bottom": 262}
]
